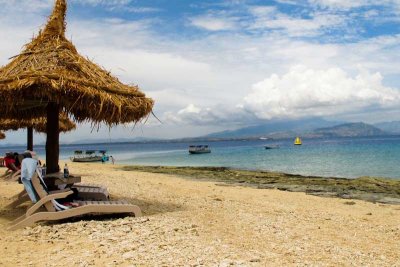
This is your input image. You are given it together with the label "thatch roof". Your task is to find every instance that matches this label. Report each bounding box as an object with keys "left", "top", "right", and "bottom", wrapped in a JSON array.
[
  {"left": 0, "top": 131, "right": 5, "bottom": 140},
  {"left": 0, "top": 113, "right": 76, "bottom": 133},
  {"left": 0, "top": 0, "right": 154, "bottom": 125}
]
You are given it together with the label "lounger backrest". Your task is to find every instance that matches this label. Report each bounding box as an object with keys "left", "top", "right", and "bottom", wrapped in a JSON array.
[
  {"left": 31, "top": 172, "right": 56, "bottom": 212},
  {"left": 31, "top": 170, "right": 71, "bottom": 212}
]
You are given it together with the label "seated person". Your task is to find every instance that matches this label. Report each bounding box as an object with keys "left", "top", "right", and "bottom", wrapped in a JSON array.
[{"left": 4, "top": 152, "right": 19, "bottom": 172}]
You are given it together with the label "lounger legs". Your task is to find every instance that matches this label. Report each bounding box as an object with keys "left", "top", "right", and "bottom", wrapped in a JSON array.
[
  {"left": 9, "top": 204, "right": 142, "bottom": 230},
  {"left": 9, "top": 213, "right": 44, "bottom": 230}
]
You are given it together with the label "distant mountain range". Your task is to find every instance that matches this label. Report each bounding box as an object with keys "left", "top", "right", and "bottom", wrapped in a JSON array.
[
  {"left": 373, "top": 121, "right": 400, "bottom": 134},
  {"left": 204, "top": 119, "right": 399, "bottom": 140},
  {"left": 312, "top": 122, "right": 387, "bottom": 137},
  {"left": 62, "top": 137, "right": 161, "bottom": 145},
  {"left": 204, "top": 118, "right": 343, "bottom": 139}
]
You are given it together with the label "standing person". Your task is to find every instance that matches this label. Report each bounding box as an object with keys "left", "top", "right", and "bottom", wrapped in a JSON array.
[
  {"left": 110, "top": 156, "right": 115, "bottom": 165},
  {"left": 20, "top": 153, "right": 40, "bottom": 203}
]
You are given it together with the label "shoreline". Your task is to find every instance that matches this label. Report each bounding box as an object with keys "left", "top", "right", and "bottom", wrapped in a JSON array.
[{"left": 121, "top": 165, "right": 400, "bottom": 205}]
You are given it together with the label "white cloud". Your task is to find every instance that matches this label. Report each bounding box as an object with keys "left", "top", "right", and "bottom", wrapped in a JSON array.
[
  {"left": 248, "top": 6, "right": 346, "bottom": 37},
  {"left": 164, "top": 104, "right": 253, "bottom": 126},
  {"left": 242, "top": 65, "right": 400, "bottom": 120},
  {"left": 190, "top": 5, "right": 348, "bottom": 37},
  {"left": 309, "top": 0, "right": 400, "bottom": 12},
  {"left": 0, "top": 0, "right": 159, "bottom": 14},
  {"left": 71, "top": 0, "right": 160, "bottom": 13},
  {"left": 178, "top": 104, "right": 202, "bottom": 114},
  {"left": 190, "top": 16, "right": 238, "bottom": 31},
  {"left": 0, "top": 0, "right": 53, "bottom": 11},
  {"left": 308, "top": 0, "right": 371, "bottom": 10}
]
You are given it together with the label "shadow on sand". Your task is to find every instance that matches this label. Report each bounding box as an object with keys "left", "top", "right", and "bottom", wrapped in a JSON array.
[{"left": 0, "top": 194, "right": 185, "bottom": 228}]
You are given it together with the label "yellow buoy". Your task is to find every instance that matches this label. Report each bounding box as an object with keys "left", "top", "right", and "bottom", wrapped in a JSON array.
[{"left": 294, "top": 137, "right": 302, "bottom": 145}]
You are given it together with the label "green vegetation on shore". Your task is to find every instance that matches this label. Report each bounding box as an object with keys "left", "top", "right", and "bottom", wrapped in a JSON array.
[{"left": 121, "top": 166, "right": 400, "bottom": 204}]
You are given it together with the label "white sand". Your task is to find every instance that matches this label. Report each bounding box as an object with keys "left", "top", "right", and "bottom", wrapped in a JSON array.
[{"left": 0, "top": 163, "right": 399, "bottom": 266}]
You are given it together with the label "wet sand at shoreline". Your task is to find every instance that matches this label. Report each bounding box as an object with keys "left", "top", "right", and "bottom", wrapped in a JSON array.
[{"left": 0, "top": 163, "right": 399, "bottom": 266}]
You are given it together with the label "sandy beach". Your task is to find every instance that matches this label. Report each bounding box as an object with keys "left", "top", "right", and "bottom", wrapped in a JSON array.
[{"left": 0, "top": 163, "right": 399, "bottom": 266}]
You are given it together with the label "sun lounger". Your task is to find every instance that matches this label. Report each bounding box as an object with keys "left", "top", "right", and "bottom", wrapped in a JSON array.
[
  {"left": 9, "top": 171, "right": 141, "bottom": 230},
  {"left": 72, "top": 184, "right": 109, "bottom": 201},
  {"left": 6, "top": 170, "right": 109, "bottom": 208},
  {"left": 6, "top": 184, "right": 110, "bottom": 209}
]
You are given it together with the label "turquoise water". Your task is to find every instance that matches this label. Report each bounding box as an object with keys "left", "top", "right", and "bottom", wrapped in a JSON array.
[{"left": 1, "top": 136, "right": 399, "bottom": 179}]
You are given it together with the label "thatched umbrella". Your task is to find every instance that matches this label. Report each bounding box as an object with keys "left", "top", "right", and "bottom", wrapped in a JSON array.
[
  {"left": 0, "top": 113, "right": 76, "bottom": 150},
  {"left": 0, "top": 0, "right": 154, "bottom": 173},
  {"left": 0, "top": 131, "right": 5, "bottom": 140}
]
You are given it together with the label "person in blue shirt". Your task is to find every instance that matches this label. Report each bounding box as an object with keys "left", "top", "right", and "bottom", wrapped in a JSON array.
[{"left": 20, "top": 152, "right": 40, "bottom": 203}]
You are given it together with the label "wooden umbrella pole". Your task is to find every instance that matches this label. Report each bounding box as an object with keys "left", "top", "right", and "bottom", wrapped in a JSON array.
[
  {"left": 27, "top": 127, "right": 33, "bottom": 151},
  {"left": 46, "top": 102, "right": 60, "bottom": 173}
]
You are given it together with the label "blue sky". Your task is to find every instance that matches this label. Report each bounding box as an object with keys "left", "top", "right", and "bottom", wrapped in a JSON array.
[{"left": 1, "top": 0, "right": 400, "bottom": 144}]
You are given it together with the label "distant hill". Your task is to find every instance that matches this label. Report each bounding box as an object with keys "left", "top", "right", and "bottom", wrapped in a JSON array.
[
  {"left": 313, "top": 122, "right": 388, "bottom": 137},
  {"left": 205, "top": 118, "right": 343, "bottom": 139},
  {"left": 60, "top": 137, "right": 162, "bottom": 145},
  {"left": 374, "top": 121, "right": 400, "bottom": 134}
]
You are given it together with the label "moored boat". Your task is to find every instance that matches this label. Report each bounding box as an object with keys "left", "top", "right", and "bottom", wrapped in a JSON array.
[
  {"left": 70, "top": 150, "right": 110, "bottom": 162},
  {"left": 189, "top": 145, "right": 211, "bottom": 154}
]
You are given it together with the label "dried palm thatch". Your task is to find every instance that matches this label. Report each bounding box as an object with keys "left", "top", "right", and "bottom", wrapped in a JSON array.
[
  {"left": 0, "top": 113, "right": 76, "bottom": 133},
  {"left": 0, "top": 0, "right": 154, "bottom": 125},
  {"left": 0, "top": 131, "right": 5, "bottom": 140},
  {"left": 0, "top": 0, "right": 154, "bottom": 172}
]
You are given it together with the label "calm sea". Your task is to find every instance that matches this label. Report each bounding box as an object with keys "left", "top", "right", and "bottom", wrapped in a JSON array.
[{"left": 1, "top": 136, "right": 400, "bottom": 179}]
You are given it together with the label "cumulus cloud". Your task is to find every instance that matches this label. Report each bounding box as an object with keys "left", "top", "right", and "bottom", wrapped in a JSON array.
[
  {"left": 242, "top": 65, "right": 400, "bottom": 120},
  {"left": 164, "top": 104, "right": 255, "bottom": 126},
  {"left": 165, "top": 104, "right": 222, "bottom": 124}
]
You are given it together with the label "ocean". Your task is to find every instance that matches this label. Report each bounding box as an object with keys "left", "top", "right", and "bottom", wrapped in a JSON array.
[{"left": 1, "top": 136, "right": 400, "bottom": 179}]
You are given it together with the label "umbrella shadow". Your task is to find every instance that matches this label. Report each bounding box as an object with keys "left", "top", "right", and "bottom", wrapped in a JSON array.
[
  {"left": 109, "top": 194, "right": 186, "bottom": 216},
  {"left": 45, "top": 197, "right": 186, "bottom": 226},
  {"left": 0, "top": 203, "right": 30, "bottom": 223}
]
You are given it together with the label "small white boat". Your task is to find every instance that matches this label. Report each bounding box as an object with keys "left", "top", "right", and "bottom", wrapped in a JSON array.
[
  {"left": 189, "top": 145, "right": 211, "bottom": 154},
  {"left": 70, "top": 150, "right": 110, "bottom": 163}
]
